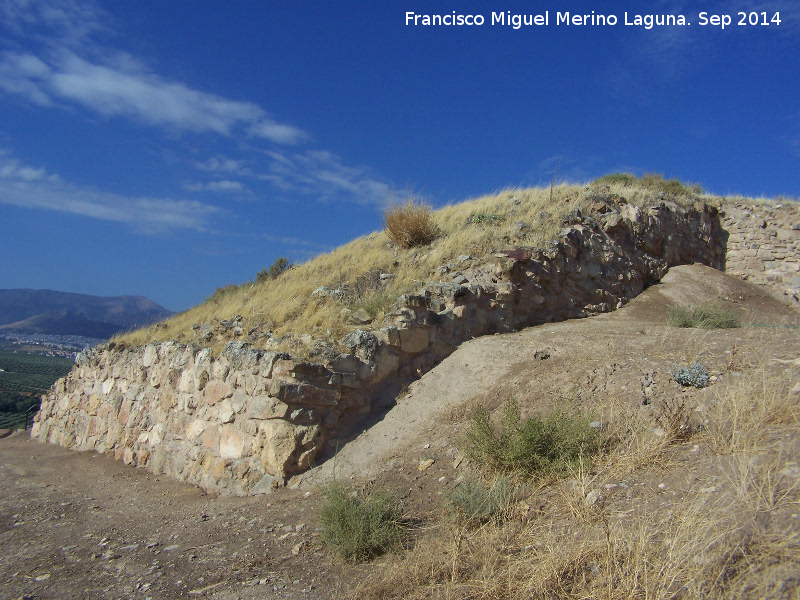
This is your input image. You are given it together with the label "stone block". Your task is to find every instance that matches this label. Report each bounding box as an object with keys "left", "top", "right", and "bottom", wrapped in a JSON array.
[
  {"left": 204, "top": 380, "right": 233, "bottom": 405},
  {"left": 186, "top": 419, "right": 207, "bottom": 440},
  {"left": 201, "top": 425, "right": 219, "bottom": 451},
  {"left": 219, "top": 425, "right": 244, "bottom": 459},
  {"left": 142, "top": 344, "right": 158, "bottom": 368},
  {"left": 246, "top": 395, "right": 290, "bottom": 420},
  {"left": 399, "top": 327, "right": 429, "bottom": 353}
]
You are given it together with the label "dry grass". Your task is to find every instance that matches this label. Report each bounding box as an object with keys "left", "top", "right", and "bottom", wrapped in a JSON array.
[
  {"left": 116, "top": 179, "right": 712, "bottom": 351},
  {"left": 384, "top": 199, "right": 439, "bottom": 248},
  {"left": 349, "top": 360, "right": 800, "bottom": 600}
]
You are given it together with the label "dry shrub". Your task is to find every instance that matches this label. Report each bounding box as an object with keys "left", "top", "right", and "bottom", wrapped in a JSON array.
[
  {"left": 383, "top": 199, "right": 439, "bottom": 248},
  {"left": 654, "top": 397, "right": 694, "bottom": 442},
  {"left": 667, "top": 302, "right": 741, "bottom": 329},
  {"left": 318, "top": 482, "right": 404, "bottom": 562},
  {"left": 465, "top": 400, "right": 602, "bottom": 476}
]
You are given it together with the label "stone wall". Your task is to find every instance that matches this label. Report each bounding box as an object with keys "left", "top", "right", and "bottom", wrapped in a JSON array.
[
  {"left": 32, "top": 199, "right": 726, "bottom": 495},
  {"left": 722, "top": 201, "right": 800, "bottom": 305}
]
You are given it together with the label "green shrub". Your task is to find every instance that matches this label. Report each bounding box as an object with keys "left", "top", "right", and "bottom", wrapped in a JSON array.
[
  {"left": 593, "top": 172, "right": 703, "bottom": 196},
  {"left": 667, "top": 303, "right": 740, "bottom": 329},
  {"left": 349, "top": 290, "right": 398, "bottom": 318},
  {"left": 466, "top": 213, "right": 506, "bottom": 226},
  {"left": 593, "top": 172, "right": 638, "bottom": 187},
  {"left": 256, "top": 257, "right": 293, "bottom": 283},
  {"left": 465, "top": 400, "right": 601, "bottom": 476},
  {"left": 205, "top": 283, "right": 239, "bottom": 303},
  {"left": 318, "top": 483, "right": 404, "bottom": 562},
  {"left": 671, "top": 362, "right": 709, "bottom": 388},
  {"left": 445, "top": 475, "right": 514, "bottom": 525},
  {"left": 384, "top": 199, "right": 439, "bottom": 248}
]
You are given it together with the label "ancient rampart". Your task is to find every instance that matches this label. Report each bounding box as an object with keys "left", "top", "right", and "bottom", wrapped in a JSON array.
[{"left": 33, "top": 199, "right": 735, "bottom": 495}]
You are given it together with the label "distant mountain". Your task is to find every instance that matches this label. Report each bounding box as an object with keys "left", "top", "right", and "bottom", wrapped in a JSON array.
[{"left": 0, "top": 289, "right": 173, "bottom": 338}]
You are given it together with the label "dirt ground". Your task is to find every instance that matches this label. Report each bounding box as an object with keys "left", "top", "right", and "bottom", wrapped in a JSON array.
[{"left": 2, "top": 265, "right": 799, "bottom": 600}]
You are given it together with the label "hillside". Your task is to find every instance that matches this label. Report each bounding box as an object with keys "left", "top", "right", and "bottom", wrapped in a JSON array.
[
  {"left": 0, "top": 289, "right": 173, "bottom": 338},
  {"left": 11, "top": 173, "right": 800, "bottom": 598},
  {"left": 115, "top": 174, "right": 719, "bottom": 352},
  {"left": 4, "top": 264, "right": 799, "bottom": 599}
]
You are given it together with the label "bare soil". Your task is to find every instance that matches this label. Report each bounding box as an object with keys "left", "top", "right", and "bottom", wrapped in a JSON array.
[{"left": 2, "top": 265, "right": 799, "bottom": 599}]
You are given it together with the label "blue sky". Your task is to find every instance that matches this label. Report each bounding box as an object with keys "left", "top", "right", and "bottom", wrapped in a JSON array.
[{"left": 1, "top": 0, "right": 798, "bottom": 311}]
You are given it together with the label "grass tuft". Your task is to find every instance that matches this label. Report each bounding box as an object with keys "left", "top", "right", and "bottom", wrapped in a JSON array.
[
  {"left": 594, "top": 171, "right": 703, "bottom": 196},
  {"left": 318, "top": 482, "right": 404, "bottom": 562},
  {"left": 445, "top": 476, "right": 514, "bottom": 525},
  {"left": 667, "top": 302, "right": 741, "bottom": 329},
  {"left": 464, "top": 400, "right": 602, "bottom": 476},
  {"left": 383, "top": 199, "right": 439, "bottom": 249}
]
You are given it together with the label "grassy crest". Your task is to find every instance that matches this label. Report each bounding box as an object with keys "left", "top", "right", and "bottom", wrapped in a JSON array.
[{"left": 114, "top": 176, "right": 710, "bottom": 350}]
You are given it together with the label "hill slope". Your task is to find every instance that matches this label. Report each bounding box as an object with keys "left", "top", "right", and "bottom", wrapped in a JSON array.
[
  {"left": 115, "top": 175, "right": 715, "bottom": 351},
  {"left": 3, "top": 265, "right": 798, "bottom": 599}
]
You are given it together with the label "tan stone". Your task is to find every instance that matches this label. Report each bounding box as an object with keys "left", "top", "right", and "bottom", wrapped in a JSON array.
[
  {"left": 142, "top": 344, "right": 159, "bottom": 368},
  {"left": 258, "top": 420, "right": 312, "bottom": 477},
  {"left": 246, "top": 395, "right": 290, "bottom": 420},
  {"left": 219, "top": 425, "right": 244, "bottom": 460},
  {"left": 399, "top": 327, "right": 429, "bottom": 353},
  {"left": 178, "top": 370, "right": 194, "bottom": 393},
  {"left": 217, "top": 399, "right": 235, "bottom": 423},
  {"left": 102, "top": 378, "right": 115, "bottom": 395},
  {"left": 202, "top": 425, "right": 220, "bottom": 451},
  {"left": 204, "top": 380, "right": 233, "bottom": 405},
  {"left": 159, "top": 388, "right": 176, "bottom": 411},
  {"left": 186, "top": 419, "right": 207, "bottom": 440},
  {"left": 208, "top": 457, "right": 227, "bottom": 480}
]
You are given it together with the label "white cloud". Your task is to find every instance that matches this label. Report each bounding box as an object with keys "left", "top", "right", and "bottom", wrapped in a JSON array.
[
  {"left": 0, "top": 0, "right": 398, "bottom": 212},
  {"left": 196, "top": 156, "right": 247, "bottom": 174},
  {"left": 185, "top": 180, "right": 244, "bottom": 192},
  {"left": 0, "top": 151, "right": 220, "bottom": 232},
  {"left": 259, "top": 150, "right": 394, "bottom": 207},
  {"left": 0, "top": 0, "right": 109, "bottom": 46},
  {"left": 0, "top": 50, "right": 307, "bottom": 144}
]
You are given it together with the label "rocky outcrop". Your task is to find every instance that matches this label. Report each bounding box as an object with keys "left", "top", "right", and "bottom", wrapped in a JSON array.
[{"left": 33, "top": 199, "right": 726, "bottom": 495}]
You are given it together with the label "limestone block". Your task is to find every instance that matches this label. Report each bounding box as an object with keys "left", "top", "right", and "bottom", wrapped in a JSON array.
[
  {"left": 203, "top": 380, "right": 233, "bottom": 405},
  {"left": 258, "top": 420, "right": 310, "bottom": 477},
  {"left": 217, "top": 399, "right": 235, "bottom": 423},
  {"left": 149, "top": 423, "right": 164, "bottom": 446},
  {"left": 399, "top": 327, "right": 429, "bottom": 353},
  {"left": 142, "top": 344, "right": 158, "bottom": 368},
  {"left": 178, "top": 370, "right": 194, "bottom": 393},
  {"left": 219, "top": 425, "right": 244, "bottom": 459},
  {"left": 328, "top": 353, "right": 361, "bottom": 373},
  {"left": 269, "top": 380, "right": 338, "bottom": 406},
  {"left": 186, "top": 419, "right": 207, "bottom": 440},
  {"left": 246, "top": 395, "right": 290, "bottom": 420},
  {"left": 101, "top": 379, "right": 115, "bottom": 395},
  {"left": 158, "top": 388, "right": 176, "bottom": 412},
  {"left": 202, "top": 424, "right": 219, "bottom": 451},
  {"left": 212, "top": 359, "right": 230, "bottom": 381}
]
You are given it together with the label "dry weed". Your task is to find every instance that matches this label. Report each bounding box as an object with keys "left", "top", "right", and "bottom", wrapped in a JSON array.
[
  {"left": 704, "top": 366, "right": 800, "bottom": 455},
  {"left": 383, "top": 199, "right": 439, "bottom": 248}
]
